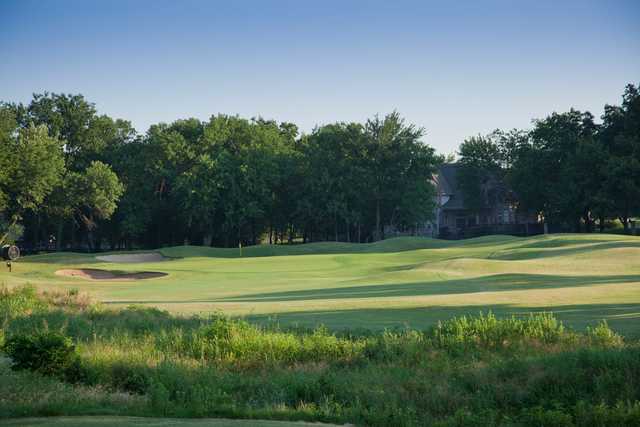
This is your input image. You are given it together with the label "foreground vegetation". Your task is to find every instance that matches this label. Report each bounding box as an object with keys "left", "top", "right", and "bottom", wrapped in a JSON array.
[{"left": 1, "top": 285, "right": 640, "bottom": 426}]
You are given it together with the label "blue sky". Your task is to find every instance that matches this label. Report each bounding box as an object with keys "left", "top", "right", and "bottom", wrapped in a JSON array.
[{"left": 1, "top": 0, "right": 639, "bottom": 153}]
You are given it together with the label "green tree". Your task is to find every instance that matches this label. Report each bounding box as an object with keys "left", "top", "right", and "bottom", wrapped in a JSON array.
[
  {"left": 0, "top": 109, "right": 65, "bottom": 244},
  {"left": 364, "top": 112, "right": 437, "bottom": 240},
  {"left": 511, "top": 109, "right": 600, "bottom": 231},
  {"left": 12, "top": 93, "right": 130, "bottom": 249},
  {"left": 457, "top": 134, "right": 503, "bottom": 214},
  {"left": 599, "top": 84, "right": 640, "bottom": 232}
]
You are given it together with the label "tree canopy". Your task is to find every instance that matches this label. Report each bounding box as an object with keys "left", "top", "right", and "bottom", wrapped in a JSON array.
[
  {"left": 457, "top": 83, "right": 640, "bottom": 233},
  {"left": 1, "top": 83, "right": 639, "bottom": 250}
]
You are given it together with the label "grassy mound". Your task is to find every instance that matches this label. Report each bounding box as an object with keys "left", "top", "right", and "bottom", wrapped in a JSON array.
[
  {"left": 1, "top": 286, "right": 640, "bottom": 426},
  {"left": 157, "top": 236, "right": 452, "bottom": 259}
]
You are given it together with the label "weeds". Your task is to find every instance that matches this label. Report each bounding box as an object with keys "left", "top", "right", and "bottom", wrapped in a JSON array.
[{"left": 1, "top": 285, "right": 639, "bottom": 426}]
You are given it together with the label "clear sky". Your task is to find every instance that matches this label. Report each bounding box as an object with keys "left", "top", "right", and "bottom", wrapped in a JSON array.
[{"left": 1, "top": 0, "right": 639, "bottom": 154}]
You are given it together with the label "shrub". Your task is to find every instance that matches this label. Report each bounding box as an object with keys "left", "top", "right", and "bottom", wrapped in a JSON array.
[
  {"left": 431, "top": 311, "right": 566, "bottom": 351},
  {"left": 574, "top": 401, "right": 640, "bottom": 427},
  {"left": 194, "top": 317, "right": 361, "bottom": 365},
  {"left": 518, "top": 406, "right": 574, "bottom": 426},
  {"left": 0, "top": 284, "right": 45, "bottom": 319},
  {"left": 109, "top": 361, "right": 151, "bottom": 394},
  {"left": 2, "top": 329, "right": 81, "bottom": 380},
  {"left": 586, "top": 321, "right": 624, "bottom": 347}
]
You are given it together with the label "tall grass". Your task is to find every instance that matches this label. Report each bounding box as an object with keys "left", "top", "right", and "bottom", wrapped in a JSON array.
[{"left": 1, "top": 285, "right": 639, "bottom": 426}]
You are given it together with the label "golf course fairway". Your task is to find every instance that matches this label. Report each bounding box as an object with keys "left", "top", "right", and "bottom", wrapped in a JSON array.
[{"left": 3, "top": 233, "right": 639, "bottom": 337}]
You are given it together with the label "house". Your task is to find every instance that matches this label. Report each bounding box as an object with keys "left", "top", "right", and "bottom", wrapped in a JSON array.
[{"left": 433, "top": 163, "right": 540, "bottom": 239}]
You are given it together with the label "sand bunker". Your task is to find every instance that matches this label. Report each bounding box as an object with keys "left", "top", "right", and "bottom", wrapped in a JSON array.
[
  {"left": 55, "top": 268, "right": 167, "bottom": 281},
  {"left": 95, "top": 253, "right": 167, "bottom": 263}
]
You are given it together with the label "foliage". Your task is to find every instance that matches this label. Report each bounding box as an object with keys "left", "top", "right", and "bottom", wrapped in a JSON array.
[
  {"left": 0, "top": 284, "right": 46, "bottom": 320},
  {"left": 2, "top": 83, "right": 639, "bottom": 249},
  {"left": 1, "top": 286, "right": 639, "bottom": 425},
  {"left": 67, "top": 161, "right": 124, "bottom": 230},
  {"left": 2, "top": 329, "right": 80, "bottom": 380},
  {"left": 0, "top": 96, "right": 126, "bottom": 249},
  {"left": 457, "top": 134, "right": 504, "bottom": 213},
  {"left": 456, "top": 83, "right": 640, "bottom": 233},
  {"left": 432, "top": 311, "right": 565, "bottom": 350},
  {"left": 0, "top": 114, "right": 65, "bottom": 244}
]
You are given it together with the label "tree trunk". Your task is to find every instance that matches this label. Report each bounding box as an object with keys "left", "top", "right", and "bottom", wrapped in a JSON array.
[
  {"left": 251, "top": 220, "right": 256, "bottom": 245},
  {"left": 87, "top": 230, "right": 95, "bottom": 252},
  {"left": 32, "top": 215, "right": 40, "bottom": 250},
  {"left": 375, "top": 199, "right": 381, "bottom": 241},
  {"left": 346, "top": 220, "right": 350, "bottom": 242},
  {"left": 56, "top": 220, "right": 63, "bottom": 251},
  {"left": 620, "top": 216, "right": 629, "bottom": 233},
  {"left": 71, "top": 222, "right": 78, "bottom": 250}
]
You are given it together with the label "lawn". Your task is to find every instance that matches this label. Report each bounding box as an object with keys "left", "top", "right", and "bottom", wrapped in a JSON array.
[{"left": 3, "top": 233, "right": 639, "bottom": 337}]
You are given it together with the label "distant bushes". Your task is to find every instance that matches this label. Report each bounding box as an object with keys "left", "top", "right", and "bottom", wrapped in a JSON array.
[{"left": 1, "top": 284, "right": 639, "bottom": 426}]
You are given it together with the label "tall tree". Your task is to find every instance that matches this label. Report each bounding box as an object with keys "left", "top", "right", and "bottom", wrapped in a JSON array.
[
  {"left": 457, "top": 134, "right": 503, "bottom": 214},
  {"left": 0, "top": 105, "right": 65, "bottom": 244},
  {"left": 511, "top": 109, "right": 600, "bottom": 231},
  {"left": 599, "top": 84, "right": 640, "bottom": 232},
  {"left": 364, "top": 112, "right": 437, "bottom": 240}
]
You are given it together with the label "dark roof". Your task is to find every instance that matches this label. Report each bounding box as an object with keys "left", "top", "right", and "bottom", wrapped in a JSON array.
[
  {"left": 437, "top": 163, "right": 465, "bottom": 210},
  {"left": 438, "top": 163, "right": 458, "bottom": 194}
]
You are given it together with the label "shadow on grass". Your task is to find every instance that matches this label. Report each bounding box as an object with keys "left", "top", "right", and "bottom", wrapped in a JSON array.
[
  {"left": 216, "top": 273, "right": 640, "bottom": 303},
  {"left": 248, "top": 302, "right": 640, "bottom": 338},
  {"left": 97, "top": 272, "right": 640, "bottom": 308},
  {"left": 489, "top": 240, "right": 640, "bottom": 260}
]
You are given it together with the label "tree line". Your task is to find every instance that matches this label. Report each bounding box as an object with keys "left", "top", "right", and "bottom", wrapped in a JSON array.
[
  {"left": 1, "top": 83, "right": 638, "bottom": 250},
  {"left": 456, "top": 83, "right": 639, "bottom": 233},
  {"left": 0, "top": 95, "right": 440, "bottom": 250}
]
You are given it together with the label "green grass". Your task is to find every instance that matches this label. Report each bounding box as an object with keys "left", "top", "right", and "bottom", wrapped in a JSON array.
[
  {"left": 3, "top": 233, "right": 640, "bottom": 337},
  {"left": 2, "top": 234, "right": 639, "bottom": 425}
]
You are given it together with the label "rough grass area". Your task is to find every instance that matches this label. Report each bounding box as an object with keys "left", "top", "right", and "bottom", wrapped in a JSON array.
[
  {"left": 0, "top": 416, "right": 341, "bottom": 426},
  {"left": 1, "top": 286, "right": 640, "bottom": 426},
  {"left": 2, "top": 234, "right": 640, "bottom": 337}
]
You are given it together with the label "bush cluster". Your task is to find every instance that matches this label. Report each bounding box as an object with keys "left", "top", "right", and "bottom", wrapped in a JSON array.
[{"left": 2, "top": 329, "right": 82, "bottom": 381}]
